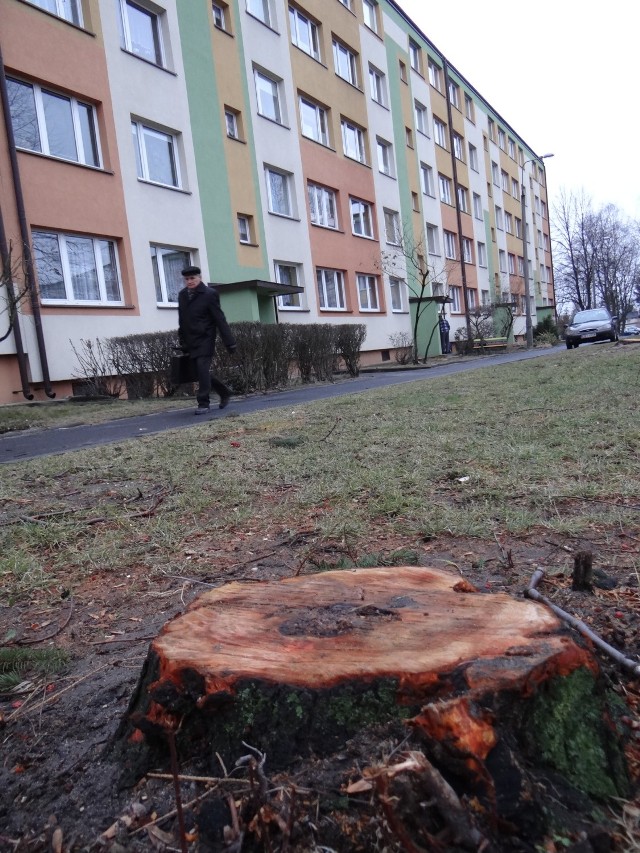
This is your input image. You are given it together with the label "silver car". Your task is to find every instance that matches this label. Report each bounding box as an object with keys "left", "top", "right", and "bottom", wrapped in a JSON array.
[{"left": 565, "top": 308, "right": 618, "bottom": 349}]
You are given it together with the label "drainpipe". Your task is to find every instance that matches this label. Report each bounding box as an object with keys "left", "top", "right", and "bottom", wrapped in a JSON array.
[
  {"left": 0, "top": 209, "right": 33, "bottom": 399},
  {"left": 443, "top": 58, "right": 473, "bottom": 346},
  {"left": 0, "top": 44, "right": 55, "bottom": 397}
]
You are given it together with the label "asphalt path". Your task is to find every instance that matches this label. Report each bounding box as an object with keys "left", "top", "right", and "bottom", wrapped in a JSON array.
[{"left": 0, "top": 347, "right": 560, "bottom": 463}]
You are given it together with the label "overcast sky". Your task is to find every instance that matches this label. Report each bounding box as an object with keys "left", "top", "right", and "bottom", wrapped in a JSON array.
[{"left": 398, "top": 0, "right": 640, "bottom": 220}]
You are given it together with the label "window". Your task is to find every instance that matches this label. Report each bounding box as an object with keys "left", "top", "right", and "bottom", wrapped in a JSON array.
[
  {"left": 398, "top": 60, "right": 407, "bottom": 82},
  {"left": 518, "top": 256, "right": 525, "bottom": 276},
  {"left": 341, "top": 119, "right": 366, "bottom": 163},
  {"left": 473, "top": 192, "right": 482, "bottom": 219},
  {"left": 481, "top": 289, "right": 489, "bottom": 305},
  {"left": 411, "top": 192, "right": 419, "bottom": 212},
  {"left": 467, "top": 288, "right": 476, "bottom": 308},
  {"left": 452, "top": 132, "right": 464, "bottom": 161},
  {"left": 457, "top": 186, "right": 469, "bottom": 213},
  {"left": 7, "top": 77, "right": 100, "bottom": 167},
  {"left": 337, "top": 0, "right": 352, "bottom": 8},
  {"left": 275, "top": 262, "right": 303, "bottom": 309},
  {"left": 225, "top": 108, "right": 241, "bottom": 139},
  {"left": 33, "top": 230, "right": 122, "bottom": 304},
  {"left": 515, "top": 217, "right": 522, "bottom": 238},
  {"left": 408, "top": 40, "right": 422, "bottom": 74},
  {"left": 543, "top": 232, "right": 550, "bottom": 251},
  {"left": 369, "top": 65, "right": 387, "bottom": 105},
  {"left": 118, "top": 0, "right": 164, "bottom": 65},
  {"left": 488, "top": 117, "right": 495, "bottom": 142},
  {"left": 505, "top": 212, "right": 513, "bottom": 234},
  {"left": 405, "top": 126, "right": 413, "bottom": 148},
  {"left": 317, "top": 268, "right": 345, "bottom": 310},
  {"left": 499, "top": 249, "right": 506, "bottom": 273},
  {"left": 265, "top": 167, "right": 294, "bottom": 216},
  {"left": 512, "top": 177, "right": 519, "bottom": 198},
  {"left": 414, "top": 101, "right": 428, "bottom": 135},
  {"left": 350, "top": 198, "right": 373, "bottom": 238},
  {"left": 427, "top": 59, "right": 442, "bottom": 91},
  {"left": 289, "top": 6, "right": 320, "bottom": 60},
  {"left": 151, "top": 245, "right": 190, "bottom": 304},
  {"left": 477, "top": 241, "right": 487, "bottom": 266},
  {"left": 501, "top": 170, "right": 509, "bottom": 192},
  {"left": 132, "top": 120, "right": 180, "bottom": 187},
  {"left": 384, "top": 209, "right": 400, "bottom": 244},
  {"left": 433, "top": 117, "right": 447, "bottom": 148},
  {"left": 495, "top": 206, "right": 503, "bottom": 229},
  {"left": 299, "top": 97, "right": 329, "bottom": 145},
  {"left": 443, "top": 230, "right": 457, "bottom": 260},
  {"left": 438, "top": 174, "right": 452, "bottom": 205},
  {"left": 498, "top": 128, "right": 506, "bottom": 150},
  {"left": 421, "top": 162, "right": 435, "bottom": 196},
  {"left": 508, "top": 137, "right": 516, "bottom": 159},
  {"left": 333, "top": 39, "right": 358, "bottom": 86},
  {"left": 508, "top": 253, "right": 516, "bottom": 274},
  {"left": 363, "top": 0, "right": 378, "bottom": 32},
  {"left": 212, "top": 2, "right": 230, "bottom": 30},
  {"left": 541, "top": 200, "right": 547, "bottom": 219},
  {"left": 254, "top": 69, "right": 283, "bottom": 123},
  {"left": 237, "top": 214, "right": 253, "bottom": 243},
  {"left": 376, "top": 137, "right": 393, "bottom": 175},
  {"left": 29, "top": 0, "right": 82, "bottom": 24},
  {"left": 247, "top": 0, "right": 271, "bottom": 25},
  {"left": 450, "top": 286, "right": 462, "bottom": 313},
  {"left": 464, "top": 93, "right": 474, "bottom": 121},
  {"left": 308, "top": 182, "right": 338, "bottom": 228},
  {"left": 357, "top": 274, "right": 379, "bottom": 310},
  {"left": 389, "top": 277, "right": 405, "bottom": 311},
  {"left": 426, "top": 224, "right": 439, "bottom": 255},
  {"left": 448, "top": 80, "right": 460, "bottom": 109}
]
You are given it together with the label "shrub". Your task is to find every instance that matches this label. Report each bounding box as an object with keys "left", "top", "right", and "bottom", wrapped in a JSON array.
[{"left": 335, "top": 324, "right": 366, "bottom": 377}]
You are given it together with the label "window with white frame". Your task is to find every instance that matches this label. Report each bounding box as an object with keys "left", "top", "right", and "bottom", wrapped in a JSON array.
[
  {"left": 368, "top": 65, "right": 386, "bottom": 105},
  {"left": 414, "top": 101, "right": 428, "bottom": 135},
  {"left": 275, "top": 261, "right": 303, "bottom": 308},
  {"left": 333, "top": 39, "right": 358, "bottom": 86},
  {"left": 499, "top": 249, "right": 506, "bottom": 273},
  {"left": 308, "top": 182, "right": 338, "bottom": 228},
  {"left": 468, "top": 143, "right": 478, "bottom": 171},
  {"left": 438, "top": 173, "right": 452, "bottom": 205},
  {"left": 488, "top": 117, "right": 495, "bottom": 141},
  {"left": 541, "top": 200, "right": 547, "bottom": 219},
  {"left": 254, "top": 69, "right": 283, "bottom": 123},
  {"left": 357, "top": 274, "right": 379, "bottom": 310},
  {"left": 299, "top": 97, "right": 329, "bottom": 145},
  {"left": 132, "top": 120, "right": 180, "bottom": 187},
  {"left": 543, "top": 232, "right": 550, "bottom": 251},
  {"left": 443, "top": 230, "right": 457, "bottom": 260},
  {"left": 389, "top": 276, "right": 405, "bottom": 311},
  {"left": 341, "top": 118, "right": 366, "bottom": 163},
  {"left": 350, "top": 197, "right": 373, "bottom": 237},
  {"left": 376, "top": 137, "right": 393, "bottom": 175},
  {"left": 225, "top": 108, "right": 241, "bottom": 139},
  {"left": 495, "top": 205, "right": 503, "bottom": 230},
  {"left": 518, "top": 256, "right": 524, "bottom": 276},
  {"left": 508, "top": 137, "right": 516, "bottom": 159},
  {"left": 7, "top": 77, "right": 101, "bottom": 167},
  {"left": 289, "top": 6, "right": 320, "bottom": 59},
  {"left": 265, "top": 167, "right": 294, "bottom": 217},
  {"left": 384, "top": 209, "right": 400, "bottom": 244},
  {"left": 237, "top": 214, "right": 253, "bottom": 243},
  {"left": 33, "top": 230, "right": 122, "bottom": 304},
  {"left": 151, "top": 245, "right": 190, "bottom": 304},
  {"left": 426, "top": 223, "right": 439, "bottom": 255},
  {"left": 452, "top": 132, "right": 464, "bottom": 161},
  {"left": 408, "top": 39, "right": 422, "bottom": 73},
  {"left": 363, "top": 0, "right": 378, "bottom": 32},
  {"left": 512, "top": 177, "right": 519, "bottom": 198},
  {"left": 473, "top": 192, "right": 482, "bottom": 219},
  {"left": 432, "top": 281, "right": 444, "bottom": 298},
  {"left": 398, "top": 60, "right": 407, "bottom": 82},
  {"left": 118, "top": 0, "right": 165, "bottom": 66},
  {"left": 421, "top": 162, "right": 435, "bottom": 196},
  {"left": 405, "top": 126, "right": 413, "bottom": 148},
  {"left": 450, "top": 285, "right": 462, "bottom": 312},
  {"left": 505, "top": 212, "right": 513, "bottom": 234},
  {"left": 317, "top": 267, "right": 345, "bottom": 309},
  {"left": 448, "top": 80, "right": 460, "bottom": 109},
  {"left": 433, "top": 117, "right": 447, "bottom": 148},
  {"left": 28, "top": 0, "right": 82, "bottom": 24},
  {"left": 508, "top": 252, "right": 516, "bottom": 274},
  {"left": 246, "top": 0, "right": 271, "bottom": 26},
  {"left": 481, "top": 289, "right": 489, "bottom": 305},
  {"left": 477, "top": 241, "right": 487, "bottom": 266},
  {"left": 491, "top": 161, "right": 499, "bottom": 185},
  {"left": 498, "top": 127, "right": 506, "bottom": 150},
  {"left": 464, "top": 93, "right": 474, "bottom": 121},
  {"left": 427, "top": 58, "right": 442, "bottom": 91},
  {"left": 515, "top": 217, "right": 522, "bottom": 238},
  {"left": 457, "top": 186, "right": 469, "bottom": 213},
  {"left": 212, "top": 2, "right": 230, "bottom": 30}
]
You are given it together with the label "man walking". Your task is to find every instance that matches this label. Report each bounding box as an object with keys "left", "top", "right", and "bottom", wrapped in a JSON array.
[
  {"left": 439, "top": 312, "right": 451, "bottom": 355},
  {"left": 177, "top": 266, "right": 237, "bottom": 415}
]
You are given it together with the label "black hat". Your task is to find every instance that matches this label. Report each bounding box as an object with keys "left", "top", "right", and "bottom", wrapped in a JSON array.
[{"left": 181, "top": 265, "right": 201, "bottom": 277}]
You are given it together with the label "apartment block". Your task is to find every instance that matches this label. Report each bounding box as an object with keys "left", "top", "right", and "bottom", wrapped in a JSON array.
[{"left": 0, "top": 0, "right": 554, "bottom": 403}]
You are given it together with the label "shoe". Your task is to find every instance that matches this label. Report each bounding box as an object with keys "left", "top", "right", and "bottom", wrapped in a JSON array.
[
  {"left": 195, "top": 405, "right": 210, "bottom": 415},
  {"left": 219, "top": 395, "right": 230, "bottom": 410}
]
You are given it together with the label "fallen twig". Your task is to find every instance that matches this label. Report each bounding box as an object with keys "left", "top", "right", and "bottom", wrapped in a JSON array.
[
  {"left": 16, "top": 599, "right": 74, "bottom": 646},
  {"left": 525, "top": 568, "right": 640, "bottom": 677}
]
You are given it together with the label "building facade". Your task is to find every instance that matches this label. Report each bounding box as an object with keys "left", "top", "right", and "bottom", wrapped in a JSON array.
[{"left": 0, "top": 0, "right": 554, "bottom": 403}]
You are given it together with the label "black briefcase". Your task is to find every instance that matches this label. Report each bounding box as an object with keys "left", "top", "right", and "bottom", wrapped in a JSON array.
[{"left": 170, "top": 354, "right": 196, "bottom": 385}]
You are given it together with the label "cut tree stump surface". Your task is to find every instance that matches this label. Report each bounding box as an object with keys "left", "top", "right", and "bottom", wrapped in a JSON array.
[{"left": 137, "top": 566, "right": 594, "bottom": 728}]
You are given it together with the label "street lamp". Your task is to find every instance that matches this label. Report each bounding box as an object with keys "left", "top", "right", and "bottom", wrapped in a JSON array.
[{"left": 520, "top": 152, "right": 553, "bottom": 348}]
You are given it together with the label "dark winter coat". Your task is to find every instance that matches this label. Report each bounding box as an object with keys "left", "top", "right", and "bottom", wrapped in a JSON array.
[{"left": 178, "top": 283, "right": 236, "bottom": 358}]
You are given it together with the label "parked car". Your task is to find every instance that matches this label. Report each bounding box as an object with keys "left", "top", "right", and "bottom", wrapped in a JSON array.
[
  {"left": 622, "top": 325, "right": 640, "bottom": 336},
  {"left": 565, "top": 308, "right": 618, "bottom": 349}
]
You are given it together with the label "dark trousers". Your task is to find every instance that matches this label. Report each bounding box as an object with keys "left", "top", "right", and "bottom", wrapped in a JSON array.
[
  {"left": 192, "top": 355, "right": 231, "bottom": 407},
  {"left": 440, "top": 333, "right": 450, "bottom": 354}
]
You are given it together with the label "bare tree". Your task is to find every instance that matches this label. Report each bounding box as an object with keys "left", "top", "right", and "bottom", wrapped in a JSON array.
[
  {"left": 0, "top": 240, "right": 31, "bottom": 344},
  {"left": 591, "top": 205, "right": 640, "bottom": 328},
  {"left": 551, "top": 189, "right": 599, "bottom": 310}
]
